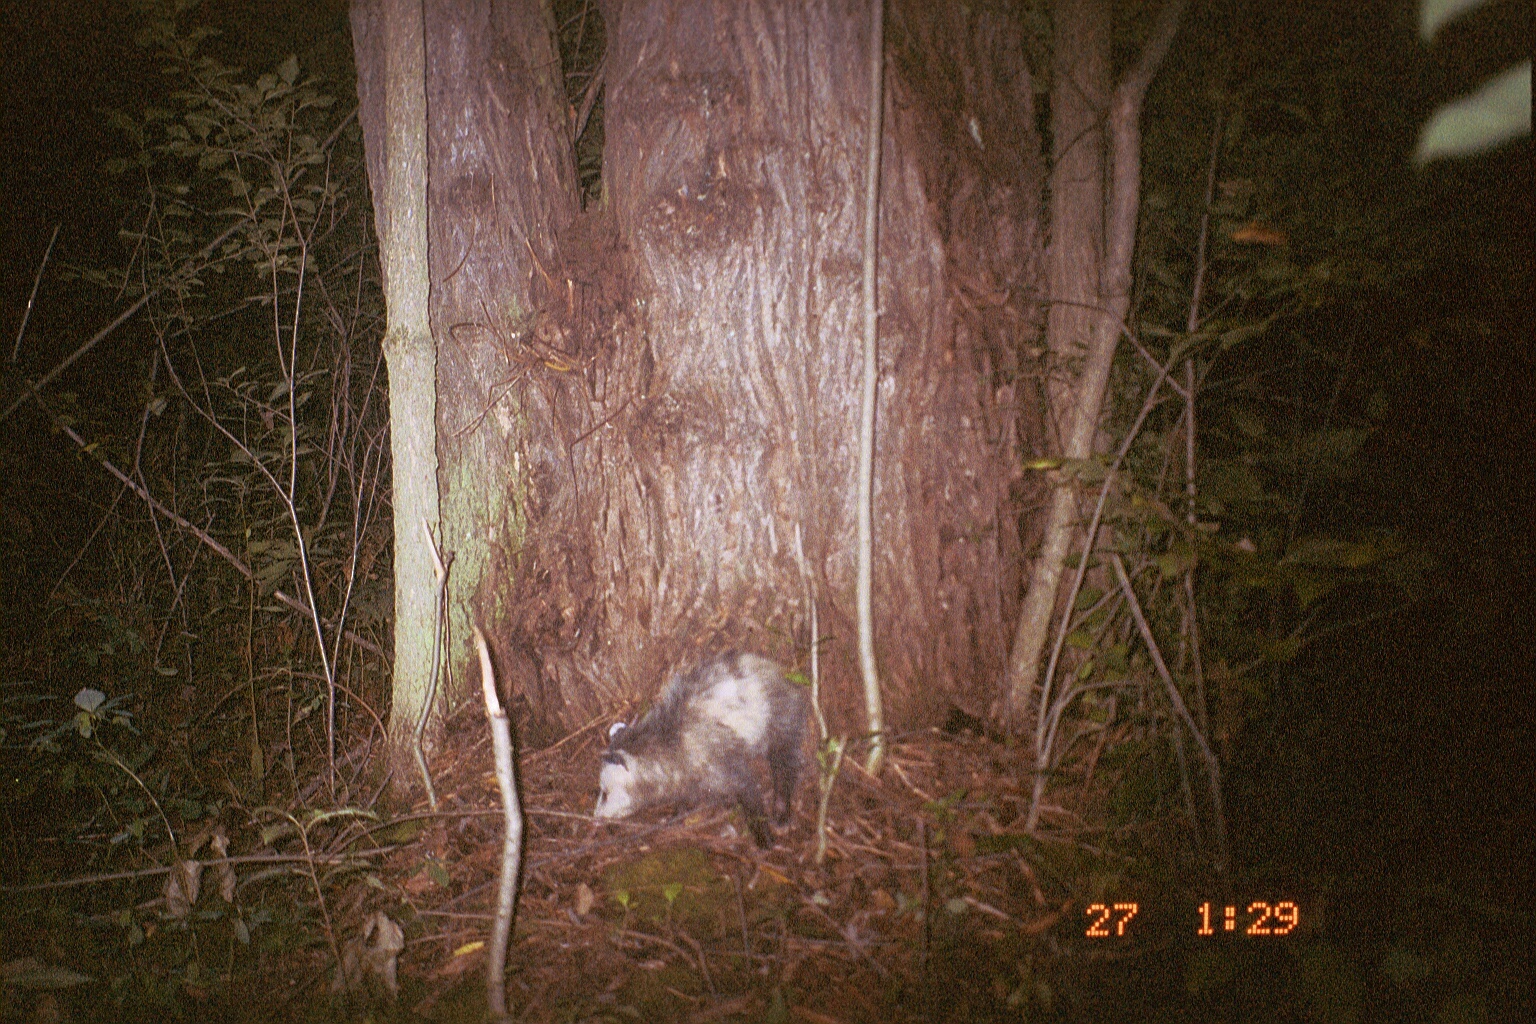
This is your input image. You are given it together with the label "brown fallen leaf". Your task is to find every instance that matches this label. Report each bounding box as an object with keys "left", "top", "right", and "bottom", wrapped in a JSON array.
[{"left": 1229, "top": 222, "right": 1288, "bottom": 246}]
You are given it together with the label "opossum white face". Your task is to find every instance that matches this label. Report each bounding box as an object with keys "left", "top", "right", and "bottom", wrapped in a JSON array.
[{"left": 593, "top": 752, "right": 637, "bottom": 819}]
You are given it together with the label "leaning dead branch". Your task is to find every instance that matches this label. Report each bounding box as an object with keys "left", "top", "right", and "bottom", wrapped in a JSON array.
[{"left": 476, "top": 627, "right": 525, "bottom": 1022}]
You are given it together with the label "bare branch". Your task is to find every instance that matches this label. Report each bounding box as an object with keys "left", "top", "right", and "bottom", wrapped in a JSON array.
[
  {"left": 1, "top": 218, "right": 248, "bottom": 424},
  {"left": 10, "top": 223, "right": 59, "bottom": 364},
  {"left": 1118, "top": 0, "right": 1187, "bottom": 108}
]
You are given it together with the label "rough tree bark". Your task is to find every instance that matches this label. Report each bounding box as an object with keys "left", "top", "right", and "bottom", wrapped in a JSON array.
[
  {"left": 351, "top": 0, "right": 442, "bottom": 790},
  {"left": 502, "top": 0, "right": 1044, "bottom": 733},
  {"left": 418, "top": 0, "right": 577, "bottom": 730},
  {"left": 356, "top": 0, "right": 579, "bottom": 771},
  {"left": 355, "top": 0, "right": 1045, "bottom": 743}
]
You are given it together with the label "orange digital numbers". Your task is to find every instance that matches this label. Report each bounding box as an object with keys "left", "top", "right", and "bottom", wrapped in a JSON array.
[
  {"left": 1197, "top": 900, "right": 1300, "bottom": 936},
  {"left": 1084, "top": 902, "right": 1140, "bottom": 937},
  {"left": 1245, "top": 901, "right": 1300, "bottom": 935}
]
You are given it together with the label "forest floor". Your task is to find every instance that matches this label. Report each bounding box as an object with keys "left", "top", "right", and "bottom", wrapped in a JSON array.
[
  {"left": 4, "top": 667, "right": 1520, "bottom": 1023},
  {"left": 405, "top": 718, "right": 1088, "bottom": 1024},
  {"left": 1, "top": 682, "right": 1207, "bottom": 1024}
]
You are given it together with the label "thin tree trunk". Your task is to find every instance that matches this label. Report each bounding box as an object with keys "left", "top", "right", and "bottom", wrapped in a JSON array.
[
  {"left": 351, "top": 0, "right": 442, "bottom": 796},
  {"left": 857, "top": 0, "right": 887, "bottom": 775},
  {"left": 1001, "top": 0, "right": 1185, "bottom": 748},
  {"left": 1000, "top": 0, "right": 1108, "bottom": 736}
]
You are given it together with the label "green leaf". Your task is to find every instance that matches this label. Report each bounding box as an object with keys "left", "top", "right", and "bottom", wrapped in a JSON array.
[
  {"left": 1157, "top": 543, "right": 1198, "bottom": 577},
  {"left": 369, "top": 818, "right": 427, "bottom": 845},
  {"left": 1420, "top": 0, "right": 1493, "bottom": 40},
  {"left": 1284, "top": 537, "right": 1382, "bottom": 569},
  {"left": 277, "top": 54, "right": 300, "bottom": 86},
  {"left": 1219, "top": 320, "right": 1270, "bottom": 350},
  {"left": 1292, "top": 568, "right": 1338, "bottom": 609},
  {"left": 1416, "top": 63, "right": 1531, "bottom": 163},
  {"left": 1288, "top": 427, "right": 1373, "bottom": 480},
  {"left": 922, "top": 789, "right": 966, "bottom": 815},
  {"left": 74, "top": 688, "right": 106, "bottom": 713},
  {"left": 1073, "top": 586, "right": 1105, "bottom": 611},
  {"left": 1264, "top": 634, "right": 1305, "bottom": 664},
  {"left": 259, "top": 821, "right": 294, "bottom": 846},
  {"left": 1232, "top": 407, "right": 1267, "bottom": 438}
]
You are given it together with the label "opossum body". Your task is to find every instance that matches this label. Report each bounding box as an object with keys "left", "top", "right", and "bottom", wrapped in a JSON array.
[{"left": 594, "top": 652, "right": 809, "bottom": 847}]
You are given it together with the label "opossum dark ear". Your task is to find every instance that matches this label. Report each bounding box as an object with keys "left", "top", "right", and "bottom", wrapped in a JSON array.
[
  {"left": 607, "top": 722, "right": 627, "bottom": 742},
  {"left": 602, "top": 751, "right": 626, "bottom": 766}
]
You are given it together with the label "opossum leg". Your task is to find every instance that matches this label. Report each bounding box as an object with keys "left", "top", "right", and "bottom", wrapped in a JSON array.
[
  {"left": 737, "top": 793, "right": 774, "bottom": 849},
  {"left": 728, "top": 773, "right": 774, "bottom": 848},
  {"left": 767, "top": 742, "right": 802, "bottom": 826}
]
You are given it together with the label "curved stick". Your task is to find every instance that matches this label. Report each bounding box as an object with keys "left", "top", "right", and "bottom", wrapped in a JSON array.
[{"left": 475, "top": 628, "right": 523, "bottom": 1021}]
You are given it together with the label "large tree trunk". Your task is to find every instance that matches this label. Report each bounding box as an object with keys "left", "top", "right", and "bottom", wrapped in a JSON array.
[
  {"left": 500, "top": 0, "right": 1044, "bottom": 732},
  {"left": 419, "top": 0, "right": 578, "bottom": 731},
  {"left": 355, "top": 0, "right": 1047, "bottom": 744}
]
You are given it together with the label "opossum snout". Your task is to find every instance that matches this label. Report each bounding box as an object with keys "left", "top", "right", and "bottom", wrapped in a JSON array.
[{"left": 594, "top": 757, "right": 636, "bottom": 819}]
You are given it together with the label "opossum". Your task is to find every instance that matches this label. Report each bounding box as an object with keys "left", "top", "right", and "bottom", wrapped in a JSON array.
[{"left": 593, "top": 651, "right": 810, "bottom": 848}]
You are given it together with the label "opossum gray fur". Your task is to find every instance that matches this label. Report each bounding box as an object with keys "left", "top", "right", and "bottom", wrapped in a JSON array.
[{"left": 593, "top": 652, "right": 809, "bottom": 847}]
